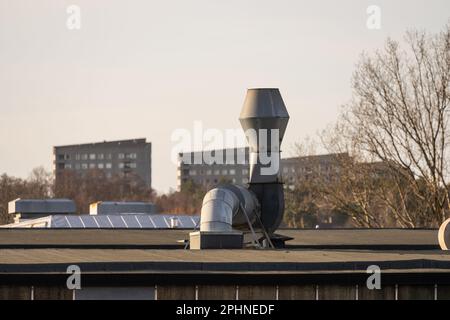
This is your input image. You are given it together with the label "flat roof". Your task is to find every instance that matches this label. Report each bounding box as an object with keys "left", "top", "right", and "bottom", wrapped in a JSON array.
[
  {"left": 0, "top": 228, "right": 438, "bottom": 249},
  {"left": 0, "top": 228, "right": 447, "bottom": 285},
  {"left": 1, "top": 248, "right": 449, "bottom": 273},
  {"left": 54, "top": 138, "right": 149, "bottom": 149}
]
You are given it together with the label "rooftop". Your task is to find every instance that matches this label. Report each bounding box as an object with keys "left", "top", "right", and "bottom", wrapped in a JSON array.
[
  {"left": 0, "top": 229, "right": 442, "bottom": 267},
  {"left": 0, "top": 228, "right": 447, "bottom": 287},
  {"left": 54, "top": 138, "right": 149, "bottom": 149},
  {"left": 0, "top": 228, "right": 437, "bottom": 249}
]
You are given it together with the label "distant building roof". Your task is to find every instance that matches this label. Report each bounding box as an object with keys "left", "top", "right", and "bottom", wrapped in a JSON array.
[
  {"left": 8, "top": 198, "right": 76, "bottom": 215},
  {"left": 89, "top": 201, "right": 156, "bottom": 215},
  {"left": 54, "top": 138, "right": 149, "bottom": 149},
  {"left": 282, "top": 153, "right": 350, "bottom": 164}
]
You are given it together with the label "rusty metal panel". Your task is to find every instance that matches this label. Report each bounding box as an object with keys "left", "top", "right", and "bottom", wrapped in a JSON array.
[
  {"left": 358, "top": 286, "right": 396, "bottom": 300},
  {"left": 0, "top": 285, "right": 31, "bottom": 300},
  {"left": 238, "top": 285, "right": 277, "bottom": 300},
  {"left": 437, "top": 285, "right": 450, "bottom": 300},
  {"left": 157, "top": 285, "right": 196, "bottom": 300},
  {"left": 278, "top": 285, "right": 316, "bottom": 300},
  {"left": 318, "top": 285, "right": 356, "bottom": 300},
  {"left": 398, "top": 285, "right": 435, "bottom": 300},
  {"left": 197, "top": 285, "right": 236, "bottom": 300},
  {"left": 33, "top": 286, "right": 73, "bottom": 300}
]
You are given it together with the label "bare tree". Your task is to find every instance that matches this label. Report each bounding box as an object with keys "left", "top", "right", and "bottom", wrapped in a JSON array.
[
  {"left": 0, "top": 167, "right": 53, "bottom": 224},
  {"left": 155, "top": 181, "right": 208, "bottom": 215},
  {"left": 326, "top": 24, "right": 450, "bottom": 227},
  {"left": 283, "top": 139, "right": 352, "bottom": 228},
  {"left": 53, "top": 170, "right": 155, "bottom": 214}
]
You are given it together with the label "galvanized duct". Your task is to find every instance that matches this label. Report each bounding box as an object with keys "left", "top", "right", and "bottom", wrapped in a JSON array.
[
  {"left": 199, "top": 185, "right": 260, "bottom": 232},
  {"left": 193, "top": 88, "right": 289, "bottom": 249}
]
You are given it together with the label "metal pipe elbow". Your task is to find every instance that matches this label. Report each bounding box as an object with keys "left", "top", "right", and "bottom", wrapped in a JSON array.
[
  {"left": 199, "top": 187, "right": 240, "bottom": 232},
  {"left": 199, "top": 185, "right": 260, "bottom": 232}
]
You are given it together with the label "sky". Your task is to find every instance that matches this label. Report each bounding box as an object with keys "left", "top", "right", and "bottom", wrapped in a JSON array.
[{"left": 0, "top": 0, "right": 449, "bottom": 193}]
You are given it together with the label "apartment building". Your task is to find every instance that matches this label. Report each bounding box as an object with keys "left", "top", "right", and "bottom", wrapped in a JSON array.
[
  {"left": 54, "top": 138, "right": 152, "bottom": 188},
  {"left": 177, "top": 147, "right": 346, "bottom": 190}
]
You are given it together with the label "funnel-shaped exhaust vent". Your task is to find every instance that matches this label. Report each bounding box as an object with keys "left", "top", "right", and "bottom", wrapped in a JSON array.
[
  {"left": 239, "top": 88, "right": 289, "bottom": 152},
  {"left": 239, "top": 88, "right": 289, "bottom": 184}
]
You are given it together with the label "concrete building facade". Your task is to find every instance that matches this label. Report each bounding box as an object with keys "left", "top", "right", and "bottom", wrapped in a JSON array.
[
  {"left": 177, "top": 148, "right": 346, "bottom": 190},
  {"left": 177, "top": 148, "right": 250, "bottom": 190},
  {"left": 54, "top": 138, "right": 152, "bottom": 188}
]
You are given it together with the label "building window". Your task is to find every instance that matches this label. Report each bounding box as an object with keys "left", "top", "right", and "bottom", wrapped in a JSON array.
[
  {"left": 89, "top": 163, "right": 96, "bottom": 169},
  {"left": 127, "top": 153, "right": 137, "bottom": 159},
  {"left": 75, "top": 163, "right": 81, "bottom": 170},
  {"left": 58, "top": 154, "right": 65, "bottom": 160},
  {"left": 242, "top": 178, "right": 249, "bottom": 184},
  {"left": 242, "top": 169, "right": 249, "bottom": 175},
  {"left": 98, "top": 163, "right": 104, "bottom": 169},
  {"left": 222, "top": 169, "right": 228, "bottom": 175},
  {"left": 118, "top": 153, "right": 125, "bottom": 159},
  {"left": 189, "top": 169, "right": 197, "bottom": 176},
  {"left": 98, "top": 153, "right": 104, "bottom": 160},
  {"left": 214, "top": 169, "right": 220, "bottom": 175},
  {"left": 283, "top": 167, "right": 289, "bottom": 173},
  {"left": 229, "top": 169, "right": 236, "bottom": 175},
  {"left": 106, "top": 163, "right": 112, "bottom": 169},
  {"left": 81, "top": 163, "right": 88, "bottom": 169},
  {"left": 119, "top": 162, "right": 136, "bottom": 169},
  {"left": 106, "top": 154, "right": 112, "bottom": 159},
  {"left": 81, "top": 154, "right": 88, "bottom": 160},
  {"left": 57, "top": 163, "right": 64, "bottom": 169},
  {"left": 206, "top": 169, "right": 212, "bottom": 175},
  {"left": 89, "top": 154, "right": 96, "bottom": 160},
  {"left": 64, "top": 164, "right": 72, "bottom": 169},
  {"left": 75, "top": 154, "right": 80, "bottom": 160}
]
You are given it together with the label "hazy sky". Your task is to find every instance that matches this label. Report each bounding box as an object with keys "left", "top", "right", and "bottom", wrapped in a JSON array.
[{"left": 0, "top": 0, "right": 449, "bottom": 193}]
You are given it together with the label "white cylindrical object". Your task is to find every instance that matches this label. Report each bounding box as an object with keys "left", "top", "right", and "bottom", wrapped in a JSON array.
[
  {"left": 199, "top": 185, "right": 260, "bottom": 232},
  {"left": 200, "top": 188, "right": 239, "bottom": 232},
  {"left": 438, "top": 218, "right": 450, "bottom": 250}
]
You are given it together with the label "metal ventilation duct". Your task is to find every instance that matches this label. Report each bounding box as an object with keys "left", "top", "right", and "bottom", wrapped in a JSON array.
[
  {"left": 239, "top": 88, "right": 289, "bottom": 184},
  {"left": 190, "top": 88, "right": 290, "bottom": 249},
  {"left": 199, "top": 184, "right": 260, "bottom": 232}
]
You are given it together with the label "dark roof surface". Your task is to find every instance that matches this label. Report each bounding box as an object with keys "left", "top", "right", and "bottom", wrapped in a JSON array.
[
  {"left": 54, "top": 138, "right": 149, "bottom": 149},
  {"left": 0, "top": 228, "right": 438, "bottom": 249},
  {"left": 0, "top": 229, "right": 450, "bottom": 286},
  {"left": 0, "top": 228, "right": 446, "bottom": 280},
  {"left": 1, "top": 248, "right": 450, "bottom": 272}
]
